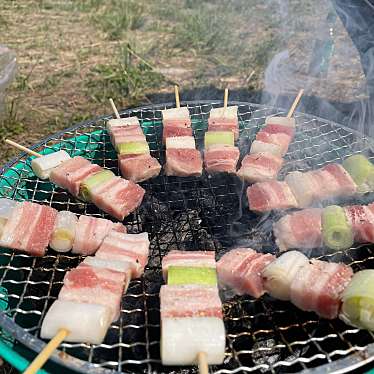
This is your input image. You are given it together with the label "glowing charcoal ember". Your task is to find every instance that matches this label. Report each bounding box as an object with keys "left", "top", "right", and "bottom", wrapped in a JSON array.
[
  {"left": 204, "top": 145, "right": 240, "bottom": 174},
  {"left": 0, "top": 201, "right": 57, "bottom": 256},
  {"left": 265, "top": 116, "right": 296, "bottom": 128},
  {"left": 217, "top": 248, "right": 275, "bottom": 298},
  {"left": 31, "top": 150, "right": 71, "bottom": 180},
  {"left": 40, "top": 300, "right": 112, "bottom": 344},
  {"left": 83, "top": 257, "right": 133, "bottom": 275},
  {"left": 273, "top": 208, "right": 323, "bottom": 251},
  {"left": 161, "top": 317, "right": 225, "bottom": 365},
  {"left": 79, "top": 169, "right": 115, "bottom": 202},
  {"left": 0, "top": 199, "right": 16, "bottom": 237},
  {"left": 165, "top": 136, "right": 196, "bottom": 149},
  {"left": 160, "top": 285, "right": 223, "bottom": 319},
  {"left": 49, "top": 211, "right": 78, "bottom": 252},
  {"left": 95, "top": 232, "right": 149, "bottom": 278},
  {"left": 290, "top": 260, "right": 353, "bottom": 319},
  {"left": 237, "top": 152, "right": 283, "bottom": 183},
  {"left": 344, "top": 205, "right": 374, "bottom": 243},
  {"left": 250, "top": 140, "right": 283, "bottom": 157},
  {"left": 247, "top": 180, "right": 299, "bottom": 213},
  {"left": 59, "top": 264, "right": 128, "bottom": 321},
  {"left": 162, "top": 250, "right": 216, "bottom": 281},
  {"left": 262, "top": 251, "right": 309, "bottom": 300},
  {"left": 342, "top": 154, "right": 374, "bottom": 193},
  {"left": 285, "top": 171, "right": 320, "bottom": 208},
  {"left": 89, "top": 177, "right": 145, "bottom": 220},
  {"left": 117, "top": 141, "right": 150, "bottom": 156},
  {"left": 72, "top": 215, "right": 117, "bottom": 255},
  {"left": 256, "top": 131, "right": 291, "bottom": 156},
  {"left": 208, "top": 106, "right": 239, "bottom": 140},
  {"left": 49, "top": 156, "right": 101, "bottom": 197},
  {"left": 340, "top": 270, "right": 374, "bottom": 330},
  {"left": 322, "top": 205, "right": 354, "bottom": 251},
  {"left": 165, "top": 149, "right": 202, "bottom": 177},
  {"left": 263, "top": 124, "right": 295, "bottom": 137},
  {"left": 204, "top": 131, "right": 234, "bottom": 149},
  {"left": 168, "top": 266, "right": 217, "bottom": 286},
  {"left": 119, "top": 154, "right": 161, "bottom": 183}
]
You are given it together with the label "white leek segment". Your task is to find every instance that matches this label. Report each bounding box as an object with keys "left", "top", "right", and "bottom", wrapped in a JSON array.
[
  {"left": 49, "top": 211, "right": 78, "bottom": 252},
  {"left": 210, "top": 106, "right": 238, "bottom": 119},
  {"left": 250, "top": 140, "right": 282, "bottom": 157},
  {"left": 0, "top": 199, "right": 17, "bottom": 237},
  {"left": 262, "top": 251, "right": 309, "bottom": 300},
  {"left": 161, "top": 107, "right": 190, "bottom": 120},
  {"left": 107, "top": 117, "right": 140, "bottom": 131},
  {"left": 340, "top": 270, "right": 374, "bottom": 331},
  {"left": 205, "top": 131, "right": 234, "bottom": 149},
  {"left": 265, "top": 116, "right": 296, "bottom": 128},
  {"left": 31, "top": 150, "right": 71, "bottom": 180},
  {"left": 40, "top": 300, "right": 112, "bottom": 344},
  {"left": 161, "top": 317, "right": 225, "bottom": 365},
  {"left": 166, "top": 136, "right": 196, "bottom": 150},
  {"left": 285, "top": 171, "right": 316, "bottom": 208}
]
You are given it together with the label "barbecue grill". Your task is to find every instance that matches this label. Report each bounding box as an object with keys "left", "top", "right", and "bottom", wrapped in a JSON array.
[{"left": 1, "top": 101, "right": 374, "bottom": 374}]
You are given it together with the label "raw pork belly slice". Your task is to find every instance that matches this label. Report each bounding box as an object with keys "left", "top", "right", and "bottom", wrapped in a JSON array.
[
  {"left": 0, "top": 202, "right": 57, "bottom": 256},
  {"left": 49, "top": 156, "right": 101, "bottom": 196},
  {"left": 96, "top": 232, "right": 149, "bottom": 278},
  {"left": 160, "top": 284, "right": 223, "bottom": 319},
  {"left": 119, "top": 154, "right": 161, "bottom": 183},
  {"left": 163, "top": 123, "right": 193, "bottom": 142},
  {"left": 265, "top": 116, "right": 296, "bottom": 128},
  {"left": 59, "top": 264, "right": 128, "bottom": 321},
  {"left": 273, "top": 208, "right": 323, "bottom": 251},
  {"left": 290, "top": 260, "right": 353, "bottom": 319},
  {"left": 247, "top": 180, "right": 298, "bottom": 213},
  {"left": 165, "top": 149, "right": 202, "bottom": 177},
  {"left": 204, "top": 145, "right": 239, "bottom": 174},
  {"left": 250, "top": 140, "right": 283, "bottom": 157},
  {"left": 217, "top": 248, "right": 275, "bottom": 298},
  {"left": 256, "top": 131, "right": 292, "bottom": 156},
  {"left": 72, "top": 215, "right": 120, "bottom": 255},
  {"left": 162, "top": 250, "right": 216, "bottom": 280},
  {"left": 90, "top": 177, "right": 145, "bottom": 220},
  {"left": 344, "top": 204, "right": 374, "bottom": 243},
  {"left": 237, "top": 152, "right": 283, "bottom": 183},
  {"left": 263, "top": 124, "right": 295, "bottom": 137},
  {"left": 208, "top": 118, "right": 239, "bottom": 140}
]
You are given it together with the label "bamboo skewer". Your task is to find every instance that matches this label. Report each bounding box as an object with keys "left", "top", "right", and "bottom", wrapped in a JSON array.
[
  {"left": 287, "top": 89, "right": 304, "bottom": 118},
  {"left": 109, "top": 98, "right": 121, "bottom": 120},
  {"left": 23, "top": 328, "right": 70, "bottom": 374},
  {"left": 174, "top": 85, "right": 180, "bottom": 108},
  {"left": 197, "top": 352, "right": 209, "bottom": 374},
  {"left": 5, "top": 139, "right": 41, "bottom": 158},
  {"left": 223, "top": 88, "right": 228, "bottom": 109}
]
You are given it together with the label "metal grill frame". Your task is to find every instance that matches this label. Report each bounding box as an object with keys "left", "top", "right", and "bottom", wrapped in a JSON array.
[{"left": 0, "top": 101, "right": 374, "bottom": 374}]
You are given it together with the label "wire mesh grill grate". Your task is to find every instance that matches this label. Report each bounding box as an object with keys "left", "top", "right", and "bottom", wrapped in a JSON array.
[{"left": 1, "top": 101, "right": 374, "bottom": 373}]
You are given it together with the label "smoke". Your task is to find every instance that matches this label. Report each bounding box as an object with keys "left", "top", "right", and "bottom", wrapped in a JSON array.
[{"left": 261, "top": 0, "right": 374, "bottom": 137}]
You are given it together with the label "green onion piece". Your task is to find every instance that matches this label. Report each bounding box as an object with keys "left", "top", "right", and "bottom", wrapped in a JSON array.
[
  {"left": 205, "top": 131, "right": 234, "bottom": 149},
  {"left": 117, "top": 142, "right": 149, "bottom": 155},
  {"left": 322, "top": 205, "right": 353, "bottom": 251},
  {"left": 80, "top": 169, "right": 115, "bottom": 201},
  {"left": 343, "top": 154, "right": 374, "bottom": 191},
  {"left": 167, "top": 266, "right": 217, "bottom": 286}
]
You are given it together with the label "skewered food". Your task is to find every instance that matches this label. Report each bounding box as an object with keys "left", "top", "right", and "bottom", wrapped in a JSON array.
[
  {"left": 322, "top": 205, "right": 354, "bottom": 251},
  {"left": 343, "top": 154, "right": 374, "bottom": 193},
  {"left": 262, "top": 251, "right": 309, "bottom": 300},
  {"left": 31, "top": 150, "right": 71, "bottom": 180},
  {"left": 167, "top": 266, "right": 217, "bottom": 286},
  {"left": 217, "top": 248, "right": 274, "bottom": 297},
  {"left": 40, "top": 300, "right": 112, "bottom": 344},
  {"left": 49, "top": 211, "right": 78, "bottom": 252},
  {"left": 160, "top": 284, "right": 225, "bottom": 365},
  {"left": 79, "top": 169, "right": 115, "bottom": 202},
  {"left": 344, "top": 204, "right": 374, "bottom": 243},
  {"left": 208, "top": 105, "right": 239, "bottom": 140},
  {"left": 340, "top": 270, "right": 374, "bottom": 330},
  {"left": 256, "top": 131, "right": 291, "bottom": 156},
  {"left": 0, "top": 198, "right": 17, "bottom": 236},
  {"left": 290, "top": 260, "right": 353, "bottom": 319},
  {"left": 162, "top": 107, "right": 192, "bottom": 142},
  {"left": 250, "top": 140, "right": 283, "bottom": 157},
  {"left": 165, "top": 136, "right": 202, "bottom": 177}
]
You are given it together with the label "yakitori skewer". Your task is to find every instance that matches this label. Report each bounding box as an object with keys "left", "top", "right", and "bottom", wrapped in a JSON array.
[{"left": 5, "top": 138, "right": 145, "bottom": 220}]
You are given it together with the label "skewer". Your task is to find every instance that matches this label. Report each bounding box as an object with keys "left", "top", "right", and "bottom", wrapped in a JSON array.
[
  {"left": 223, "top": 88, "right": 228, "bottom": 109},
  {"left": 23, "top": 328, "right": 70, "bottom": 374},
  {"left": 109, "top": 98, "right": 121, "bottom": 120},
  {"left": 174, "top": 85, "right": 180, "bottom": 108},
  {"left": 197, "top": 352, "right": 209, "bottom": 374},
  {"left": 287, "top": 89, "right": 304, "bottom": 118},
  {"left": 5, "top": 139, "right": 41, "bottom": 158}
]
